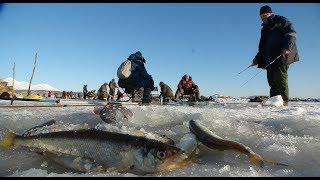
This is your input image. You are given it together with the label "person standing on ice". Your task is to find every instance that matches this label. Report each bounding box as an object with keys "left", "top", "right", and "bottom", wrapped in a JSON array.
[
  {"left": 251, "top": 5, "right": 299, "bottom": 106},
  {"left": 47, "top": 90, "right": 52, "bottom": 98},
  {"left": 108, "top": 78, "right": 118, "bottom": 101},
  {"left": 83, "top": 84, "right": 88, "bottom": 100}
]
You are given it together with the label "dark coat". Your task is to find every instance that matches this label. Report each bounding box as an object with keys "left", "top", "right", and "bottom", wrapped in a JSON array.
[
  {"left": 118, "top": 59, "right": 154, "bottom": 92},
  {"left": 109, "top": 80, "right": 118, "bottom": 91},
  {"left": 254, "top": 15, "right": 299, "bottom": 69}
]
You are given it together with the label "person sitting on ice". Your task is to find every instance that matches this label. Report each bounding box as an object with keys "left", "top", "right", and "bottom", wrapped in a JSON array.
[
  {"left": 174, "top": 74, "right": 201, "bottom": 102},
  {"left": 118, "top": 51, "right": 154, "bottom": 104}
]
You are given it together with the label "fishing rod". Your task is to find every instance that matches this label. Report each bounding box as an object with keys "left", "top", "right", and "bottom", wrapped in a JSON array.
[
  {"left": 237, "top": 64, "right": 255, "bottom": 76},
  {"left": 240, "top": 54, "right": 282, "bottom": 87}
]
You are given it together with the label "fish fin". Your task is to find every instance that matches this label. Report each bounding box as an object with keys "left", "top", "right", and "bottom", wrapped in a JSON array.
[
  {"left": 248, "top": 153, "right": 265, "bottom": 168},
  {"left": 22, "top": 119, "right": 56, "bottom": 136},
  {"left": 107, "top": 166, "right": 132, "bottom": 173},
  {"left": 44, "top": 151, "right": 107, "bottom": 173},
  {"left": 131, "top": 129, "right": 146, "bottom": 136},
  {"left": 0, "top": 129, "right": 16, "bottom": 148},
  {"left": 248, "top": 153, "right": 289, "bottom": 167},
  {"left": 263, "top": 157, "right": 289, "bottom": 167}
]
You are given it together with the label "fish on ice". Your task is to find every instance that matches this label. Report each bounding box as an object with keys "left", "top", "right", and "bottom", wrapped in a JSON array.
[
  {"left": 0, "top": 125, "right": 197, "bottom": 175},
  {"left": 0, "top": 117, "right": 287, "bottom": 175},
  {"left": 189, "top": 119, "right": 288, "bottom": 167}
]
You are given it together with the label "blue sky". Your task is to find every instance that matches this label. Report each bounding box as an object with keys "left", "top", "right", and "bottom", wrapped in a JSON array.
[{"left": 0, "top": 3, "right": 319, "bottom": 98}]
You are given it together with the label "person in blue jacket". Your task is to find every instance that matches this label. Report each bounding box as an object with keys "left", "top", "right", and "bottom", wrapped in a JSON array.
[{"left": 118, "top": 51, "right": 154, "bottom": 104}]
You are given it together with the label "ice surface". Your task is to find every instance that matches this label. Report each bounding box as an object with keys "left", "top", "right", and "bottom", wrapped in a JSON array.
[{"left": 0, "top": 98, "right": 319, "bottom": 177}]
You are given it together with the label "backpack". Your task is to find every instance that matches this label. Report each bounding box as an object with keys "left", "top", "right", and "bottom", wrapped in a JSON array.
[{"left": 117, "top": 59, "right": 132, "bottom": 79}]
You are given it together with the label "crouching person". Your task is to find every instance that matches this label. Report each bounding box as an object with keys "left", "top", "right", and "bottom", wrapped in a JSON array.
[
  {"left": 118, "top": 51, "right": 154, "bottom": 105},
  {"left": 159, "top": 81, "right": 176, "bottom": 102},
  {"left": 97, "top": 83, "right": 109, "bottom": 100}
]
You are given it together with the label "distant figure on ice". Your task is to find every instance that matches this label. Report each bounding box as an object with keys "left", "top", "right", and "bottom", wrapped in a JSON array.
[
  {"left": 83, "top": 84, "right": 88, "bottom": 100},
  {"left": 97, "top": 82, "right": 109, "bottom": 101},
  {"left": 108, "top": 78, "right": 118, "bottom": 101},
  {"left": 159, "top": 81, "right": 176, "bottom": 102},
  {"left": 118, "top": 51, "right": 154, "bottom": 104},
  {"left": 175, "top": 74, "right": 200, "bottom": 102},
  {"left": 77, "top": 92, "right": 82, "bottom": 99},
  {"left": 62, "top": 90, "right": 67, "bottom": 99},
  {"left": 54, "top": 92, "right": 59, "bottom": 99},
  {"left": 47, "top": 90, "right": 52, "bottom": 98}
]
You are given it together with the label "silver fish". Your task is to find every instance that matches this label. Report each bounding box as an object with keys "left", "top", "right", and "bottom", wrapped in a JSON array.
[{"left": 0, "top": 128, "right": 192, "bottom": 175}]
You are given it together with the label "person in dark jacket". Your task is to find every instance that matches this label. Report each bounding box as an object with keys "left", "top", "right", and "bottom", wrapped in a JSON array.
[
  {"left": 118, "top": 51, "right": 154, "bottom": 104},
  {"left": 252, "top": 5, "right": 299, "bottom": 106},
  {"left": 159, "top": 81, "right": 176, "bottom": 102},
  {"left": 83, "top": 84, "right": 88, "bottom": 100}
]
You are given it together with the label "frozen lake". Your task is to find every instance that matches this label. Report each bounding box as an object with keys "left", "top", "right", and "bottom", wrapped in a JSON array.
[{"left": 0, "top": 98, "right": 319, "bottom": 177}]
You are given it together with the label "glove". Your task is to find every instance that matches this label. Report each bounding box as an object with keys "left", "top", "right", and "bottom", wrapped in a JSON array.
[{"left": 251, "top": 58, "right": 258, "bottom": 66}]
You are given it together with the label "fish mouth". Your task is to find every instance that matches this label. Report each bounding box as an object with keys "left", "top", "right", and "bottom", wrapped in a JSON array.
[
  {"left": 156, "top": 132, "right": 199, "bottom": 173},
  {"left": 157, "top": 150, "right": 192, "bottom": 172},
  {"left": 158, "top": 159, "right": 192, "bottom": 173}
]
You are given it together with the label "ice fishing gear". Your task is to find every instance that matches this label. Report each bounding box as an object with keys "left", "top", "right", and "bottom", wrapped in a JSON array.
[
  {"left": 237, "top": 64, "right": 255, "bottom": 76},
  {"left": 240, "top": 54, "right": 282, "bottom": 87}
]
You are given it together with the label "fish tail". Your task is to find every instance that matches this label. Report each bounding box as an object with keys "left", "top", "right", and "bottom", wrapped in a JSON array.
[
  {"left": 248, "top": 153, "right": 265, "bottom": 168},
  {"left": 263, "top": 157, "right": 289, "bottom": 167},
  {"left": 0, "top": 129, "right": 17, "bottom": 148},
  {"left": 248, "top": 153, "right": 289, "bottom": 167}
]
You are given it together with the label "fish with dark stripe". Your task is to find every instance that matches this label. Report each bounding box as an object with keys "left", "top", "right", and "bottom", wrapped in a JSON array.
[{"left": 0, "top": 128, "right": 193, "bottom": 175}]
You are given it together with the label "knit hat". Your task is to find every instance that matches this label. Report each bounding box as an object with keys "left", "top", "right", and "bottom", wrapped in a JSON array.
[
  {"left": 260, "top": 5, "right": 272, "bottom": 15},
  {"left": 135, "top": 51, "right": 142, "bottom": 57}
]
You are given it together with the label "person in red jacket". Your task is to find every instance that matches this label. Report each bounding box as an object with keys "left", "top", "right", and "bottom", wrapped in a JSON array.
[
  {"left": 174, "top": 74, "right": 200, "bottom": 102},
  {"left": 47, "top": 90, "right": 52, "bottom": 98}
]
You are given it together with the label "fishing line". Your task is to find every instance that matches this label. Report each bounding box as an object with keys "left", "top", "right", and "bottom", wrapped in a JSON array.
[
  {"left": 240, "top": 54, "right": 282, "bottom": 87},
  {"left": 237, "top": 64, "right": 254, "bottom": 76}
]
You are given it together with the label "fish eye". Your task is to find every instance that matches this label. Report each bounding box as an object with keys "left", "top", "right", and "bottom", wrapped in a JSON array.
[
  {"left": 96, "top": 164, "right": 106, "bottom": 173},
  {"left": 157, "top": 150, "right": 166, "bottom": 159}
]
